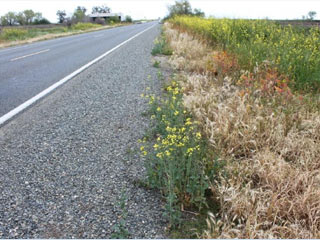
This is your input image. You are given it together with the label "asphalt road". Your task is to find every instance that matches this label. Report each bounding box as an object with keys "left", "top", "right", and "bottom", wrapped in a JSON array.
[
  {"left": 0, "top": 23, "right": 166, "bottom": 238},
  {"left": 0, "top": 21, "right": 157, "bottom": 117}
]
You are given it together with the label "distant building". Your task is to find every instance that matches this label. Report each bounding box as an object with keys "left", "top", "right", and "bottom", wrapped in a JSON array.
[{"left": 88, "top": 13, "right": 125, "bottom": 22}]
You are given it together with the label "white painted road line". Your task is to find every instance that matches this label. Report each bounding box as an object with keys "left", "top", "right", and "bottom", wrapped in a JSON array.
[
  {"left": 94, "top": 34, "right": 104, "bottom": 38},
  {"left": 10, "top": 49, "right": 50, "bottom": 62},
  {"left": 0, "top": 23, "right": 157, "bottom": 126}
]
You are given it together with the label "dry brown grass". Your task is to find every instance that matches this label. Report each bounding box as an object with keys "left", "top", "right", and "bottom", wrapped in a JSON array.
[
  {"left": 165, "top": 27, "right": 214, "bottom": 74},
  {"left": 163, "top": 22, "right": 320, "bottom": 238}
]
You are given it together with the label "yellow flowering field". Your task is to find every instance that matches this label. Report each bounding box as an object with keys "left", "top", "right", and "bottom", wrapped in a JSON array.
[{"left": 169, "top": 16, "right": 320, "bottom": 91}]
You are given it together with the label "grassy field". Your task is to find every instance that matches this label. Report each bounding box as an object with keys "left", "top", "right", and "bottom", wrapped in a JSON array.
[
  {"left": 0, "top": 22, "right": 126, "bottom": 48},
  {"left": 146, "top": 17, "right": 320, "bottom": 238},
  {"left": 0, "top": 26, "right": 68, "bottom": 41}
]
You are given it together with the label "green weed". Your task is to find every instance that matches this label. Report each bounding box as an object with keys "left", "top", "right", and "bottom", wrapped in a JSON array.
[
  {"left": 140, "top": 74, "right": 221, "bottom": 227},
  {"left": 71, "top": 22, "right": 100, "bottom": 31},
  {"left": 111, "top": 191, "right": 130, "bottom": 239},
  {"left": 0, "top": 28, "right": 28, "bottom": 40},
  {"left": 152, "top": 34, "right": 173, "bottom": 56},
  {"left": 153, "top": 60, "right": 160, "bottom": 68},
  {"left": 0, "top": 25, "right": 80, "bottom": 42}
]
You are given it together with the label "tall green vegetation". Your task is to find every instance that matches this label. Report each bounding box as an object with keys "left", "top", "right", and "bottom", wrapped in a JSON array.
[
  {"left": 170, "top": 16, "right": 320, "bottom": 91},
  {"left": 71, "top": 22, "right": 99, "bottom": 31},
  {"left": 0, "top": 27, "right": 68, "bottom": 41},
  {"left": 141, "top": 78, "right": 218, "bottom": 226}
]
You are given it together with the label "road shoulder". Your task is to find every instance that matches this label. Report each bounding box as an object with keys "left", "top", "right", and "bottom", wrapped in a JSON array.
[{"left": 0, "top": 25, "right": 167, "bottom": 238}]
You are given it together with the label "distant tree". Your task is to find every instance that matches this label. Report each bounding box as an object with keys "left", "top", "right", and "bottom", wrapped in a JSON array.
[
  {"left": 0, "top": 16, "right": 7, "bottom": 26},
  {"left": 56, "top": 10, "right": 67, "bottom": 23},
  {"left": 15, "top": 10, "right": 41, "bottom": 25},
  {"left": 16, "top": 12, "right": 26, "bottom": 25},
  {"left": 34, "top": 12, "right": 43, "bottom": 22},
  {"left": 166, "top": 0, "right": 205, "bottom": 19},
  {"left": 302, "top": 11, "right": 317, "bottom": 20},
  {"left": 20, "top": 10, "right": 43, "bottom": 25},
  {"left": 23, "top": 9, "right": 36, "bottom": 24},
  {"left": 72, "top": 6, "right": 87, "bottom": 22},
  {"left": 193, "top": 8, "right": 205, "bottom": 17},
  {"left": 168, "top": 0, "right": 193, "bottom": 17},
  {"left": 125, "top": 15, "right": 132, "bottom": 22},
  {"left": 92, "top": 5, "right": 111, "bottom": 14},
  {"left": 33, "top": 18, "right": 51, "bottom": 25},
  {"left": 308, "top": 11, "right": 317, "bottom": 20},
  {"left": 1, "top": 12, "right": 18, "bottom": 26}
]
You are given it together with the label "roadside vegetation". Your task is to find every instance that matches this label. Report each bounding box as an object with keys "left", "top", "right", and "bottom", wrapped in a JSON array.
[
  {"left": 151, "top": 32, "right": 173, "bottom": 56},
  {"left": 144, "top": 0, "right": 320, "bottom": 238},
  {"left": 0, "top": 26, "right": 67, "bottom": 41},
  {"left": 140, "top": 77, "right": 218, "bottom": 224},
  {"left": 0, "top": 23, "right": 108, "bottom": 47},
  {"left": 140, "top": 69, "right": 220, "bottom": 237},
  {"left": 0, "top": 5, "right": 133, "bottom": 47},
  {"left": 170, "top": 16, "right": 320, "bottom": 91}
]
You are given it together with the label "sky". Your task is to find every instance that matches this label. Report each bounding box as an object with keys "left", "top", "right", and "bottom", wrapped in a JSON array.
[{"left": 0, "top": 0, "right": 319, "bottom": 23}]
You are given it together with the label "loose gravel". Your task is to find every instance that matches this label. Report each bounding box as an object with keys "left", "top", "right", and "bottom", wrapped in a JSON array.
[{"left": 0, "top": 25, "right": 168, "bottom": 238}]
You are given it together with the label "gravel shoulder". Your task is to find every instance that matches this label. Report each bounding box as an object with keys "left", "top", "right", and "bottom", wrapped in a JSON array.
[{"left": 0, "top": 24, "right": 167, "bottom": 238}]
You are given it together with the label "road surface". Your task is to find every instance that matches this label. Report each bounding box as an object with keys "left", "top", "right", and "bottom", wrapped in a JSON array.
[
  {"left": 0, "top": 22, "right": 167, "bottom": 238},
  {"left": 0, "top": 21, "right": 156, "bottom": 118}
]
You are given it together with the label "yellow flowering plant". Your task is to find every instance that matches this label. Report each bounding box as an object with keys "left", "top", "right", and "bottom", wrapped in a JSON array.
[{"left": 140, "top": 76, "right": 221, "bottom": 226}]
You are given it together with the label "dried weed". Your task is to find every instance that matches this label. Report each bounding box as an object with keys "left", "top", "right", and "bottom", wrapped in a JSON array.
[{"left": 164, "top": 22, "right": 320, "bottom": 238}]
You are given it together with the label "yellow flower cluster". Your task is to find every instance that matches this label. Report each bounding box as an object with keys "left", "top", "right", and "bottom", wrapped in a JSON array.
[
  {"left": 153, "top": 124, "right": 200, "bottom": 159},
  {"left": 139, "top": 80, "right": 204, "bottom": 161},
  {"left": 166, "top": 82, "right": 180, "bottom": 96},
  {"left": 140, "top": 145, "right": 147, "bottom": 156},
  {"left": 141, "top": 78, "right": 211, "bottom": 213}
]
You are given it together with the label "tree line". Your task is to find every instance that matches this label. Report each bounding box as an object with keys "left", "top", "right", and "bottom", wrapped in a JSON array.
[
  {"left": 56, "top": 5, "right": 132, "bottom": 25},
  {"left": 1, "top": 10, "right": 50, "bottom": 26},
  {"left": 302, "top": 11, "right": 317, "bottom": 20},
  {"left": 165, "top": 0, "right": 205, "bottom": 20},
  {"left": 1, "top": 5, "right": 132, "bottom": 26}
]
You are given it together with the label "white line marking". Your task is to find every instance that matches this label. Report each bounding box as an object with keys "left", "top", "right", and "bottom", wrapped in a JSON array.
[
  {"left": 0, "top": 23, "right": 157, "bottom": 126},
  {"left": 10, "top": 49, "right": 50, "bottom": 62},
  {"left": 94, "top": 34, "right": 104, "bottom": 38}
]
